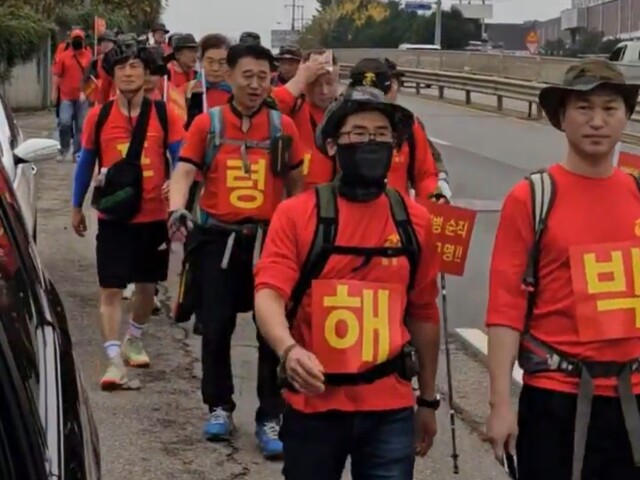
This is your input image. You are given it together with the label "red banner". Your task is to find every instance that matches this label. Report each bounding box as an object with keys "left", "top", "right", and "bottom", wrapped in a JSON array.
[
  {"left": 427, "top": 202, "right": 477, "bottom": 276},
  {"left": 310, "top": 279, "right": 406, "bottom": 374},
  {"left": 569, "top": 241, "right": 640, "bottom": 342}
]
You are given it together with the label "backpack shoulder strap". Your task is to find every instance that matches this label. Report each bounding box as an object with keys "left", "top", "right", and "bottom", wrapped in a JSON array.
[
  {"left": 286, "top": 183, "right": 339, "bottom": 322},
  {"left": 385, "top": 188, "right": 420, "bottom": 291},
  {"left": 94, "top": 100, "right": 115, "bottom": 167},
  {"left": 153, "top": 100, "right": 168, "bottom": 137},
  {"left": 153, "top": 100, "right": 170, "bottom": 178},
  {"left": 268, "top": 109, "right": 283, "bottom": 138},
  {"left": 204, "top": 106, "right": 224, "bottom": 173},
  {"left": 522, "top": 169, "right": 556, "bottom": 322}
]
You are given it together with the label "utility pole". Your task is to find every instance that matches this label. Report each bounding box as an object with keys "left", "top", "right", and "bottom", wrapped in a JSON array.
[
  {"left": 434, "top": 0, "right": 443, "bottom": 47},
  {"left": 291, "top": 0, "right": 296, "bottom": 31}
]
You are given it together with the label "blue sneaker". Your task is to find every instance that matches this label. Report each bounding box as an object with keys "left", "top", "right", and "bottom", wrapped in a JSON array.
[
  {"left": 203, "top": 408, "right": 234, "bottom": 441},
  {"left": 255, "top": 419, "right": 283, "bottom": 459}
]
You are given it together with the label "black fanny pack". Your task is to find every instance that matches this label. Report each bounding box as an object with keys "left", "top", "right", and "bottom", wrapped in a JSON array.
[{"left": 91, "top": 97, "right": 153, "bottom": 222}]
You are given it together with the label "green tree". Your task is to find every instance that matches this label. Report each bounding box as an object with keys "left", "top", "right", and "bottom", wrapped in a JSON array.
[
  {"left": 541, "top": 38, "right": 567, "bottom": 57},
  {"left": 0, "top": 0, "right": 166, "bottom": 80},
  {"left": 0, "top": 4, "right": 52, "bottom": 81},
  {"left": 301, "top": 1, "right": 480, "bottom": 49}
]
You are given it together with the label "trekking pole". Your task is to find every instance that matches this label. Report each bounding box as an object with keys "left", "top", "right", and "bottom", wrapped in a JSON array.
[{"left": 440, "top": 272, "right": 460, "bottom": 474}]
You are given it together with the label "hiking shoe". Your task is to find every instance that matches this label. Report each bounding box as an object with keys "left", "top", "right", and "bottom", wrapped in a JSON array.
[
  {"left": 203, "top": 408, "right": 235, "bottom": 441},
  {"left": 100, "top": 357, "right": 141, "bottom": 391},
  {"left": 255, "top": 419, "right": 283, "bottom": 459},
  {"left": 122, "top": 335, "right": 150, "bottom": 368}
]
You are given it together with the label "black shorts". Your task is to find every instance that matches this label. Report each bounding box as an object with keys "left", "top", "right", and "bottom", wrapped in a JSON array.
[{"left": 96, "top": 219, "right": 170, "bottom": 289}]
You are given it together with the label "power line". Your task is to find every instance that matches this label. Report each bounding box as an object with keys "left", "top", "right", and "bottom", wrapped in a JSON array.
[{"left": 284, "top": 0, "right": 304, "bottom": 31}]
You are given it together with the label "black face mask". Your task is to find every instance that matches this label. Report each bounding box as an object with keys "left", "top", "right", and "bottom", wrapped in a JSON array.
[
  {"left": 71, "top": 39, "right": 84, "bottom": 50},
  {"left": 335, "top": 141, "right": 393, "bottom": 202}
]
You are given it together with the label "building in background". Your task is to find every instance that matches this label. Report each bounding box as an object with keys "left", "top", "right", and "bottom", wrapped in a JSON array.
[{"left": 557, "top": 0, "right": 640, "bottom": 42}]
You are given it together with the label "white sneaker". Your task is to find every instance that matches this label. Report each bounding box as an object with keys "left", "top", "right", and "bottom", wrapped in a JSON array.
[{"left": 122, "top": 284, "right": 135, "bottom": 300}]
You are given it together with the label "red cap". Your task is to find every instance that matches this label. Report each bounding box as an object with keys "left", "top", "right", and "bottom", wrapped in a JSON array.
[{"left": 70, "top": 29, "right": 85, "bottom": 39}]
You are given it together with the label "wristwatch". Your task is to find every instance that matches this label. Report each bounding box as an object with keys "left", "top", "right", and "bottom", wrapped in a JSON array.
[{"left": 416, "top": 394, "right": 441, "bottom": 410}]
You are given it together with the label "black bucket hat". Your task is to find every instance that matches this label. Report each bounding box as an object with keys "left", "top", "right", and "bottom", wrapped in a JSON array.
[
  {"left": 172, "top": 33, "right": 199, "bottom": 51},
  {"left": 152, "top": 23, "right": 170, "bottom": 34},
  {"left": 539, "top": 59, "right": 640, "bottom": 130},
  {"left": 239, "top": 31, "right": 261, "bottom": 46},
  {"left": 276, "top": 45, "right": 302, "bottom": 61},
  {"left": 164, "top": 33, "right": 199, "bottom": 62},
  {"left": 349, "top": 58, "right": 393, "bottom": 95},
  {"left": 315, "top": 86, "right": 414, "bottom": 156}
]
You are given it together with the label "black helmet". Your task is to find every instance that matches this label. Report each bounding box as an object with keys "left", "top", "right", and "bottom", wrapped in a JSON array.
[
  {"left": 102, "top": 42, "right": 151, "bottom": 78},
  {"left": 315, "top": 86, "right": 414, "bottom": 156}
]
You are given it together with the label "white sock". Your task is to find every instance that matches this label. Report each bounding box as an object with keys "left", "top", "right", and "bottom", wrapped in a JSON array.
[
  {"left": 104, "top": 341, "right": 121, "bottom": 360},
  {"left": 128, "top": 319, "right": 145, "bottom": 338}
]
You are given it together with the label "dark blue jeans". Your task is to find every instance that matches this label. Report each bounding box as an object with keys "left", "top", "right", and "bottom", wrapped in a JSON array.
[{"left": 280, "top": 407, "right": 415, "bottom": 480}]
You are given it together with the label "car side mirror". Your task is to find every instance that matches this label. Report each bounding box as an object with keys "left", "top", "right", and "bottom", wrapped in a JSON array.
[{"left": 13, "top": 138, "right": 60, "bottom": 164}]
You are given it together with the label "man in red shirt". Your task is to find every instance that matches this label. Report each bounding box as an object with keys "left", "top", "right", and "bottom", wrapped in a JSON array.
[
  {"left": 71, "top": 42, "right": 185, "bottom": 391},
  {"left": 151, "top": 22, "right": 171, "bottom": 54},
  {"left": 254, "top": 87, "right": 441, "bottom": 478},
  {"left": 185, "top": 33, "right": 233, "bottom": 129},
  {"left": 168, "top": 42, "right": 305, "bottom": 458},
  {"left": 84, "top": 30, "right": 117, "bottom": 105},
  {"left": 486, "top": 59, "right": 640, "bottom": 479},
  {"left": 272, "top": 45, "right": 302, "bottom": 87},
  {"left": 383, "top": 58, "right": 452, "bottom": 200},
  {"left": 271, "top": 49, "right": 340, "bottom": 191},
  {"left": 349, "top": 58, "right": 444, "bottom": 204},
  {"left": 52, "top": 29, "right": 92, "bottom": 161},
  {"left": 166, "top": 33, "right": 198, "bottom": 89}
]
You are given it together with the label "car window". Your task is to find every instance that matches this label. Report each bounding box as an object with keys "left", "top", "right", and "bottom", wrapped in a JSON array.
[
  {"left": 0, "top": 324, "right": 49, "bottom": 479},
  {"left": 0, "top": 166, "right": 45, "bottom": 446},
  {"left": 0, "top": 96, "right": 19, "bottom": 150}
]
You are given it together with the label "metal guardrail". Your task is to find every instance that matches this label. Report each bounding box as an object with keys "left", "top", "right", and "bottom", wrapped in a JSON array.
[
  {"left": 333, "top": 48, "right": 640, "bottom": 84},
  {"left": 338, "top": 63, "right": 640, "bottom": 146}
]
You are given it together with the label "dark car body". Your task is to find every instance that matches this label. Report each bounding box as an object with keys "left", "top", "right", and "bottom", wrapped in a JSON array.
[{"left": 0, "top": 161, "right": 100, "bottom": 479}]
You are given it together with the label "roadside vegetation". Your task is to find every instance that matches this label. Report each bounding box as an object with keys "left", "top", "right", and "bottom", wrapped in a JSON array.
[
  {"left": 0, "top": 0, "right": 166, "bottom": 80},
  {"left": 300, "top": 0, "right": 480, "bottom": 50}
]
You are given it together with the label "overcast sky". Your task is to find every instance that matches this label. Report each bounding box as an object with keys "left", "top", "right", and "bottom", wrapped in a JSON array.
[{"left": 163, "top": 0, "right": 572, "bottom": 48}]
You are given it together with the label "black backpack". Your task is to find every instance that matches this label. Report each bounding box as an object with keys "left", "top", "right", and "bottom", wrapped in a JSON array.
[
  {"left": 90, "top": 98, "right": 167, "bottom": 221},
  {"left": 286, "top": 183, "right": 421, "bottom": 322}
]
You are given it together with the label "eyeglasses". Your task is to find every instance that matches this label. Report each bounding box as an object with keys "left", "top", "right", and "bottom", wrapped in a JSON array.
[{"left": 338, "top": 130, "right": 394, "bottom": 143}]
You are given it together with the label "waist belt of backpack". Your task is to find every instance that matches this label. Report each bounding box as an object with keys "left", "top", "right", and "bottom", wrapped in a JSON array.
[
  {"left": 283, "top": 342, "right": 411, "bottom": 389},
  {"left": 520, "top": 332, "right": 640, "bottom": 480},
  {"left": 198, "top": 216, "right": 266, "bottom": 270}
]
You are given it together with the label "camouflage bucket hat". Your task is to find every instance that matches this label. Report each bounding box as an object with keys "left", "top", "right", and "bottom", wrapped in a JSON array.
[
  {"left": 539, "top": 59, "right": 640, "bottom": 131},
  {"left": 315, "top": 86, "right": 414, "bottom": 156}
]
